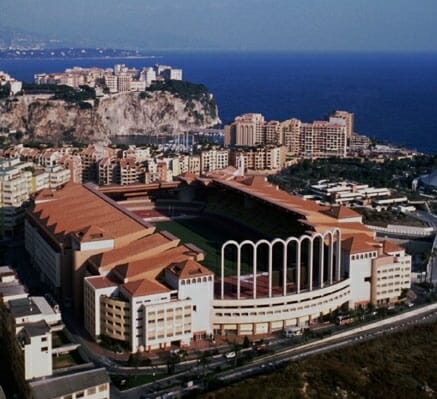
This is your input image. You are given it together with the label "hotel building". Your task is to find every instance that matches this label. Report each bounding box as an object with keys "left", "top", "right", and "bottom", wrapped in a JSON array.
[
  {"left": 229, "top": 146, "right": 286, "bottom": 170},
  {"left": 224, "top": 113, "right": 266, "bottom": 147},
  {"left": 225, "top": 112, "right": 349, "bottom": 158}
]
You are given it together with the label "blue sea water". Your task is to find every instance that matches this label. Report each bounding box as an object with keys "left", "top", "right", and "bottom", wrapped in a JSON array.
[{"left": 1, "top": 52, "right": 436, "bottom": 154}]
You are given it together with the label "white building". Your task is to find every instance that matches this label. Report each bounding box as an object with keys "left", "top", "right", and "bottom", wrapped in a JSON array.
[
  {"left": 311, "top": 180, "right": 392, "bottom": 205},
  {"left": 200, "top": 148, "right": 229, "bottom": 173},
  {"left": 29, "top": 368, "right": 110, "bottom": 399}
]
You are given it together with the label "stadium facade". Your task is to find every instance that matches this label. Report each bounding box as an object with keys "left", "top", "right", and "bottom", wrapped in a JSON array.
[{"left": 25, "top": 174, "right": 411, "bottom": 352}]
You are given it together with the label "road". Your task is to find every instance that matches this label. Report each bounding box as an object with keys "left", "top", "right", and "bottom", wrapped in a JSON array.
[
  {"left": 415, "top": 210, "right": 437, "bottom": 231},
  {"left": 115, "top": 303, "right": 437, "bottom": 399},
  {"left": 6, "top": 236, "right": 437, "bottom": 399}
]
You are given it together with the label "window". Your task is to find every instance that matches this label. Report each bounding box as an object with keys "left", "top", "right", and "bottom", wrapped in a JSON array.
[
  {"left": 41, "top": 336, "right": 47, "bottom": 342},
  {"left": 76, "top": 392, "right": 84, "bottom": 398},
  {"left": 41, "top": 347, "right": 48, "bottom": 352},
  {"left": 87, "top": 387, "right": 96, "bottom": 395},
  {"left": 193, "top": 305, "right": 197, "bottom": 312}
]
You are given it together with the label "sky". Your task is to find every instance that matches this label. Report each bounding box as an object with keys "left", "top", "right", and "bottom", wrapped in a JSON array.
[{"left": 1, "top": 0, "right": 437, "bottom": 51}]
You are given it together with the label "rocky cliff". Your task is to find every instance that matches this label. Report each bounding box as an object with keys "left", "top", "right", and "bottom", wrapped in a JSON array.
[{"left": 0, "top": 87, "right": 221, "bottom": 144}]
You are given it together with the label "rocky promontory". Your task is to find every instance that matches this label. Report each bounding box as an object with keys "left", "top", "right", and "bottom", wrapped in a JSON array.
[{"left": 0, "top": 81, "right": 221, "bottom": 144}]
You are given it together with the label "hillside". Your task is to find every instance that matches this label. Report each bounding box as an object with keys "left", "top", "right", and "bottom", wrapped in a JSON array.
[
  {"left": 201, "top": 322, "right": 437, "bottom": 399},
  {"left": 0, "top": 81, "right": 221, "bottom": 144}
]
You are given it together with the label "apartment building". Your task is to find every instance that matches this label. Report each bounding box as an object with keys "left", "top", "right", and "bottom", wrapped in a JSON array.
[
  {"left": 122, "top": 146, "right": 151, "bottom": 163},
  {"left": 300, "top": 121, "right": 347, "bottom": 158},
  {"left": 342, "top": 236, "right": 411, "bottom": 307},
  {"left": 81, "top": 145, "right": 116, "bottom": 182},
  {"left": 224, "top": 113, "right": 266, "bottom": 147},
  {"left": 177, "top": 155, "right": 201, "bottom": 176},
  {"left": 265, "top": 120, "right": 281, "bottom": 145},
  {"left": 46, "top": 165, "right": 71, "bottom": 189},
  {"left": 104, "top": 74, "right": 118, "bottom": 93},
  {"left": 63, "top": 154, "right": 83, "bottom": 184},
  {"left": 0, "top": 159, "right": 48, "bottom": 236},
  {"left": 144, "top": 160, "right": 173, "bottom": 184},
  {"left": 120, "top": 158, "right": 145, "bottom": 185},
  {"left": 280, "top": 118, "right": 301, "bottom": 155},
  {"left": 140, "top": 67, "right": 157, "bottom": 87},
  {"left": 116, "top": 74, "right": 132, "bottom": 93},
  {"left": 230, "top": 146, "right": 286, "bottom": 170},
  {"left": 29, "top": 368, "right": 110, "bottom": 399},
  {"left": 35, "top": 63, "right": 183, "bottom": 94},
  {"left": 225, "top": 112, "right": 350, "bottom": 159},
  {"left": 200, "top": 148, "right": 229, "bottom": 173},
  {"left": 98, "top": 157, "right": 120, "bottom": 185},
  {"left": 311, "top": 180, "right": 392, "bottom": 205},
  {"left": 0, "top": 267, "right": 110, "bottom": 399},
  {"left": 0, "top": 269, "right": 62, "bottom": 384},
  {"left": 0, "top": 71, "right": 22, "bottom": 95},
  {"left": 84, "top": 257, "right": 213, "bottom": 352},
  {"left": 330, "top": 110, "right": 354, "bottom": 139}
]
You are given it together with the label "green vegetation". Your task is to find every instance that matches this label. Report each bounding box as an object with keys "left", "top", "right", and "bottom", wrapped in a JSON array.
[
  {"left": 139, "top": 91, "right": 151, "bottom": 99},
  {"left": 99, "top": 334, "right": 127, "bottom": 352},
  {"left": 52, "top": 350, "right": 85, "bottom": 369},
  {"left": 357, "top": 208, "right": 428, "bottom": 227},
  {"left": 0, "top": 83, "right": 10, "bottom": 98},
  {"left": 154, "top": 217, "right": 261, "bottom": 276},
  {"left": 147, "top": 80, "right": 217, "bottom": 119},
  {"left": 202, "top": 321, "right": 437, "bottom": 399},
  {"left": 22, "top": 83, "right": 96, "bottom": 104},
  {"left": 270, "top": 156, "right": 437, "bottom": 195},
  {"left": 51, "top": 330, "right": 70, "bottom": 348}
]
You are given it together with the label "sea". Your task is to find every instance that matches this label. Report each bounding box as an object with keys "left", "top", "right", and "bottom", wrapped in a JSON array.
[{"left": 1, "top": 51, "right": 436, "bottom": 154}]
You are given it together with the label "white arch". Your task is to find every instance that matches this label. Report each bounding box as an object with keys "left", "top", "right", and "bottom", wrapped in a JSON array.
[{"left": 220, "top": 228, "right": 341, "bottom": 300}]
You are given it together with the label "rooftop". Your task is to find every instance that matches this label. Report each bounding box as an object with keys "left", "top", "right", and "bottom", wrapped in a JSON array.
[
  {"left": 167, "top": 259, "right": 213, "bottom": 279},
  {"left": 29, "top": 368, "right": 109, "bottom": 399},
  {"left": 8, "top": 297, "right": 42, "bottom": 318},
  {"left": 23, "top": 320, "right": 50, "bottom": 337},
  {"left": 122, "top": 279, "right": 170, "bottom": 297},
  {"left": 29, "top": 182, "right": 154, "bottom": 244}
]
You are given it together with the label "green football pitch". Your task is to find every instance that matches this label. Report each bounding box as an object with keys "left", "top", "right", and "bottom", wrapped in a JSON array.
[{"left": 154, "top": 217, "right": 264, "bottom": 276}]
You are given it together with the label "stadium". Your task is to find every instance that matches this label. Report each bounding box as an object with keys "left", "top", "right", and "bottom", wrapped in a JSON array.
[
  {"left": 26, "top": 169, "right": 411, "bottom": 351},
  {"left": 102, "top": 171, "right": 373, "bottom": 336}
]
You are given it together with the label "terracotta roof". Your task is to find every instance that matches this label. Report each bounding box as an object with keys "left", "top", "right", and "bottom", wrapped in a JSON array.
[
  {"left": 177, "top": 172, "right": 197, "bottom": 184},
  {"left": 383, "top": 240, "right": 404, "bottom": 254},
  {"left": 89, "top": 232, "right": 178, "bottom": 272},
  {"left": 167, "top": 259, "right": 213, "bottom": 279},
  {"left": 322, "top": 206, "right": 362, "bottom": 220},
  {"left": 122, "top": 279, "right": 170, "bottom": 297},
  {"left": 29, "top": 183, "right": 153, "bottom": 243},
  {"left": 207, "top": 174, "right": 377, "bottom": 241},
  {"left": 342, "top": 234, "right": 378, "bottom": 254},
  {"left": 74, "top": 225, "right": 113, "bottom": 242},
  {"left": 111, "top": 244, "right": 201, "bottom": 282},
  {"left": 85, "top": 276, "right": 118, "bottom": 290}
]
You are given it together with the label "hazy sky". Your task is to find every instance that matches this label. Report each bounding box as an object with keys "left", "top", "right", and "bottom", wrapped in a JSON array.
[{"left": 1, "top": 0, "right": 437, "bottom": 51}]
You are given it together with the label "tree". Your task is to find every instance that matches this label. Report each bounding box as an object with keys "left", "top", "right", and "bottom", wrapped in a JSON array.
[
  {"left": 427, "top": 247, "right": 437, "bottom": 285},
  {"left": 242, "top": 335, "right": 251, "bottom": 348},
  {"left": 198, "top": 350, "right": 212, "bottom": 376}
]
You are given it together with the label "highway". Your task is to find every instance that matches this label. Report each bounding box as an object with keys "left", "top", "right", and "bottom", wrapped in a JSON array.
[{"left": 113, "top": 302, "right": 437, "bottom": 399}]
